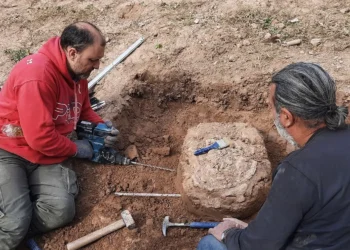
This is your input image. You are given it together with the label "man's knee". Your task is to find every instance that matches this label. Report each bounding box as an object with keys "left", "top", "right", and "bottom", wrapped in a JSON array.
[
  {"left": 0, "top": 214, "right": 31, "bottom": 249},
  {"left": 32, "top": 195, "right": 76, "bottom": 233},
  {"left": 29, "top": 163, "right": 78, "bottom": 233},
  {"left": 197, "top": 235, "right": 228, "bottom": 250}
]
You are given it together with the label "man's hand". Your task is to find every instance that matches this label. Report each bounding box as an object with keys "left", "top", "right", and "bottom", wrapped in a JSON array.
[
  {"left": 104, "top": 120, "right": 119, "bottom": 148},
  {"left": 74, "top": 139, "right": 94, "bottom": 159},
  {"left": 208, "top": 218, "right": 248, "bottom": 241}
]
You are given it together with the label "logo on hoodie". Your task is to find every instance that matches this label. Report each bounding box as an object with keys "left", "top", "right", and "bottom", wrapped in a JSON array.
[{"left": 53, "top": 102, "right": 82, "bottom": 124}]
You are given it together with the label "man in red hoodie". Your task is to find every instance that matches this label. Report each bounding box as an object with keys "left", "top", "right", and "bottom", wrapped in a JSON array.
[{"left": 0, "top": 22, "right": 118, "bottom": 249}]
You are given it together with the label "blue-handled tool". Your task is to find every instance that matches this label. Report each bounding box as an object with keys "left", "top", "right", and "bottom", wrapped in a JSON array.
[
  {"left": 162, "top": 216, "right": 219, "bottom": 236},
  {"left": 194, "top": 138, "right": 230, "bottom": 156}
]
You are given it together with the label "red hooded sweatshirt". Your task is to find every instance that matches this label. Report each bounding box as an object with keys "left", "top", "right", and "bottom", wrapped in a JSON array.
[{"left": 0, "top": 37, "right": 103, "bottom": 164}]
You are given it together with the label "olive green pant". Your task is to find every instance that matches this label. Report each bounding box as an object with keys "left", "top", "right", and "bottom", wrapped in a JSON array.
[{"left": 0, "top": 149, "right": 78, "bottom": 250}]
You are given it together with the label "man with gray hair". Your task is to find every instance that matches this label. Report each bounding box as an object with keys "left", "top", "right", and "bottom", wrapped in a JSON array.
[{"left": 197, "top": 62, "right": 350, "bottom": 250}]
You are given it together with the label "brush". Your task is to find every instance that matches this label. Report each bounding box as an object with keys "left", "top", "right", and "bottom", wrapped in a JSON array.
[{"left": 194, "top": 138, "right": 231, "bottom": 156}]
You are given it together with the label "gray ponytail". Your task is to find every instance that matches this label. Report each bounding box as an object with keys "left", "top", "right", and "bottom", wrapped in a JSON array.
[
  {"left": 272, "top": 62, "right": 348, "bottom": 130},
  {"left": 325, "top": 105, "right": 348, "bottom": 130}
]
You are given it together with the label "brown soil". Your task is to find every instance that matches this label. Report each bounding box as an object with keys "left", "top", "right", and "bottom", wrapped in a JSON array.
[{"left": 0, "top": 0, "right": 349, "bottom": 249}]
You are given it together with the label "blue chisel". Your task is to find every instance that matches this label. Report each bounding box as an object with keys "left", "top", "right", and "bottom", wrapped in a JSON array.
[
  {"left": 194, "top": 138, "right": 230, "bottom": 156},
  {"left": 162, "top": 216, "right": 219, "bottom": 236}
]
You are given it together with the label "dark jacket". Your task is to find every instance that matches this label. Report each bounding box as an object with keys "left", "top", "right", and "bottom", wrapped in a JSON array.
[{"left": 224, "top": 127, "right": 350, "bottom": 250}]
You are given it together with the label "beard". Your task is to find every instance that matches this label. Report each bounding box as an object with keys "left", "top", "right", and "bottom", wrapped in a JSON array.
[
  {"left": 72, "top": 69, "right": 93, "bottom": 80},
  {"left": 274, "top": 115, "right": 298, "bottom": 148},
  {"left": 77, "top": 71, "right": 92, "bottom": 80},
  {"left": 67, "top": 63, "right": 93, "bottom": 80}
]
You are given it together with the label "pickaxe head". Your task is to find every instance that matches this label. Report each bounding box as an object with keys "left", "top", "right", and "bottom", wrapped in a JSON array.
[
  {"left": 162, "top": 216, "right": 170, "bottom": 236},
  {"left": 121, "top": 210, "right": 136, "bottom": 229}
]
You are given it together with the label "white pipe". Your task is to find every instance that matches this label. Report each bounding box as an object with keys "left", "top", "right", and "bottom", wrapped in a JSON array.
[
  {"left": 115, "top": 192, "right": 181, "bottom": 197},
  {"left": 88, "top": 37, "right": 145, "bottom": 90}
]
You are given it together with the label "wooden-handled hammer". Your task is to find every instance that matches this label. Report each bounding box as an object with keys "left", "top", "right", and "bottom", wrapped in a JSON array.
[{"left": 66, "top": 210, "right": 135, "bottom": 250}]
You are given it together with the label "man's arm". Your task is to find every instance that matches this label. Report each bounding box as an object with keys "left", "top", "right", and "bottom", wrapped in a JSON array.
[
  {"left": 16, "top": 80, "right": 77, "bottom": 157},
  {"left": 224, "top": 162, "right": 317, "bottom": 250}
]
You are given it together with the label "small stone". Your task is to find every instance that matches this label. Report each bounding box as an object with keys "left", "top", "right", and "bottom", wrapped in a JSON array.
[
  {"left": 233, "top": 75, "right": 243, "bottom": 84},
  {"left": 151, "top": 147, "right": 171, "bottom": 156},
  {"left": 237, "top": 43, "right": 242, "bottom": 48},
  {"left": 128, "top": 135, "right": 136, "bottom": 143},
  {"left": 194, "top": 19, "right": 199, "bottom": 24},
  {"left": 163, "top": 135, "right": 170, "bottom": 143},
  {"left": 125, "top": 145, "right": 139, "bottom": 160},
  {"left": 251, "top": 23, "right": 258, "bottom": 29},
  {"left": 284, "top": 39, "right": 302, "bottom": 46},
  {"left": 276, "top": 23, "right": 285, "bottom": 29},
  {"left": 340, "top": 8, "right": 350, "bottom": 14},
  {"left": 308, "top": 51, "right": 314, "bottom": 55},
  {"left": 289, "top": 17, "right": 299, "bottom": 23},
  {"left": 242, "top": 39, "right": 251, "bottom": 46},
  {"left": 264, "top": 33, "right": 272, "bottom": 40},
  {"left": 106, "top": 37, "right": 111, "bottom": 43},
  {"left": 310, "top": 38, "right": 321, "bottom": 46},
  {"left": 228, "top": 55, "right": 235, "bottom": 62}
]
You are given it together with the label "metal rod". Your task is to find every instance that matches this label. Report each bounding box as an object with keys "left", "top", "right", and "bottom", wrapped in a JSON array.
[
  {"left": 88, "top": 37, "right": 145, "bottom": 90},
  {"left": 115, "top": 192, "right": 181, "bottom": 197},
  {"left": 130, "top": 161, "right": 175, "bottom": 172},
  {"left": 91, "top": 101, "right": 106, "bottom": 111},
  {"left": 91, "top": 101, "right": 106, "bottom": 108}
]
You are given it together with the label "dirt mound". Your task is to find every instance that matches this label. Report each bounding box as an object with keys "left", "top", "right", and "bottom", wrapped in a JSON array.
[{"left": 179, "top": 122, "right": 271, "bottom": 219}]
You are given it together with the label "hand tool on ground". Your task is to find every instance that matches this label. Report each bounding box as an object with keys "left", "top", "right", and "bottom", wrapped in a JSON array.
[
  {"left": 194, "top": 138, "right": 231, "bottom": 156},
  {"left": 88, "top": 37, "right": 144, "bottom": 90},
  {"left": 89, "top": 96, "right": 100, "bottom": 106},
  {"left": 76, "top": 121, "right": 174, "bottom": 172},
  {"left": 91, "top": 101, "right": 106, "bottom": 111},
  {"left": 115, "top": 192, "right": 181, "bottom": 197},
  {"left": 162, "top": 216, "right": 220, "bottom": 236},
  {"left": 66, "top": 210, "right": 135, "bottom": 250}
]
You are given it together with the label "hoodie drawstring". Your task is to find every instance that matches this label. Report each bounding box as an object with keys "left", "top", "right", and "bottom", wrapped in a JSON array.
[{"left": 74, "top": 82, "right": 78, "bottom": 130}]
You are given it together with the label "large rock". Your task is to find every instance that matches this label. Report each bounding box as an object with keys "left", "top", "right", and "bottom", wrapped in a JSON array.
[{"left": 178, "top": 122, "right": 272, "bottom": 219}]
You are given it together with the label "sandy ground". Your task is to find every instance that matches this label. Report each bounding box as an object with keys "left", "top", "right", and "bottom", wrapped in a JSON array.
[{"left": 0, "top": 0, "right": 350, "bottom": 249}]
